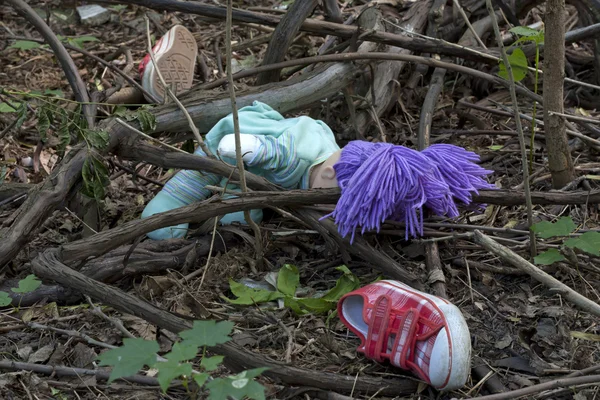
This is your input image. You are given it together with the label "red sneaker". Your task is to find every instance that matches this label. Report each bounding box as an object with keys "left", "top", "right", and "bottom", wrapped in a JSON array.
[
  {"left": 139, "top": 25, "right": 197, "bottom": 102},
  {"left": 338, "top": 280, "right": 471, "bottom": 391}
]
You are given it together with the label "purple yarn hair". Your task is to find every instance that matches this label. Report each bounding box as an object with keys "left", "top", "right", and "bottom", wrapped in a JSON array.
[{"left": 322, "top": 141, "right": 495, "bottom": 242}]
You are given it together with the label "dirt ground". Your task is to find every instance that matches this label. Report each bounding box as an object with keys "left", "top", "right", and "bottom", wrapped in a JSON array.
[{"left": 1, "top": 0, "right": 599, "bottom": 399}]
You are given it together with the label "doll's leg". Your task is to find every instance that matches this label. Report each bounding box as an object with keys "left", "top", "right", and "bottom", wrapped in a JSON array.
[
  {"left": 142, "top": 149, "right": 220, "bottom": 240},
  {"left": 217, "top": 178, "right": 263, "bottom": 225}
]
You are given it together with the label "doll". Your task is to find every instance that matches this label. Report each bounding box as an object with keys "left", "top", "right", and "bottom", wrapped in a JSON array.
[{"left": 141, "top": 101, "right": 495, "bottom": 241}]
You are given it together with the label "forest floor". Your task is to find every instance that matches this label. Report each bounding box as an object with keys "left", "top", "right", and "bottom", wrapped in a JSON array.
[{"left": 0, "top": 0, "right": 599, "bottom": 399}]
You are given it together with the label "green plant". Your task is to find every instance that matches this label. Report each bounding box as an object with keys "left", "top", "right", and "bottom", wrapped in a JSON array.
[
  {"left": 224, "top": 264, "right": 360, "bottom": 315},
  {"left": 499, "top": 26, "right": 544, "bottom": 172},
  {"left": 1, "top": 89, "right": 155, "bottom": 202},
  {"left": 0, "top": 274, "right": 43, "bottom": 307},
  {"left": 97, "top": 320, "right": 267, "bottom": 399},
  {"left": 531, "top": 216, "right": 600, "bottom": 265}
]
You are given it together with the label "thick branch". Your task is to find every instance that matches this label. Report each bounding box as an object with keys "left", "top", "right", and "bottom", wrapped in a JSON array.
[{"left": 256, "top": 0, "right": 318, "bottom": 84}]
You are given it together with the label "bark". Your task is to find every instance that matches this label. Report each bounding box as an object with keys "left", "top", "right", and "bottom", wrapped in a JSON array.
[
  {"left": 543, "top": 0, "right": 575, "bottom": 188},
  {"left": 256, "top": 0, "right": 318, "bottom": 84}
]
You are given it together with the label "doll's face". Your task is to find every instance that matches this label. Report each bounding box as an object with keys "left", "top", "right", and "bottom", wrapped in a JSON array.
[{"left": 309, "top": 150, "right": 342, "bottom": 188}]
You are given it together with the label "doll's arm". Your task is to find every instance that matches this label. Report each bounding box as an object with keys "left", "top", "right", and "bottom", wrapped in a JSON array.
[{"left": 217, "top": 133, "right": 302, "bottom": 186}]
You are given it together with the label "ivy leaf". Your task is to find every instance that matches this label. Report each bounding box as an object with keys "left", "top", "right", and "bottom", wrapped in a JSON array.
[
  {"left": 277, "top": 264, "right": 299, "bottom": 296},
  {"left": 193, "top": 372, "right": 210, "bottom": 388},
  {"left": 531, "top": 216, "right": 576, "bottom": 239},
  {"left": 321, "top": 265, "right": 360, "bottom": 302},
  {"left": 564, "top": 231, "right": 600, "bottom": 256},
  {"left": 136, "top": 108, "right": 157, "bottom": 132},
  {"left": 11, "top": 274, "right": 41, "bottom": 293},
  {"left": 164, "top": 341, "right": 198, "bottom": 362},
  {"left": 499, "top": 47, "right": 528, "bottom": 82},
  {"left": 534, "top": 249, "right": 566, "bottom": 265},
  {"left": 155, "top": 358, "right": 193, "bottom": 392},
  {"left": 0, "top": 291, "right": 12, "bottom": 307},
  {"left": 223, "top": 279, "right": 283, "bottom": 305},
  {"left": 200, "top": 355, "right": 223, "bottom": 371},
  {"left": 510, "top": 26, "right": 541, "bottom": 37},
  {"left": 96, "top": 337, "right": 159, "bottom": 382},
  {"left": 10, "top": 40, "right": 41, "bottom": 50},
  {"left": 84, "top": 129, "right": 110, "bottom": 150},
  {"left": 206, "top": 368, "right": 268, "bottom": 400},
  {"left": 178, "top": 320, "right": 234, "bottom": 348}
]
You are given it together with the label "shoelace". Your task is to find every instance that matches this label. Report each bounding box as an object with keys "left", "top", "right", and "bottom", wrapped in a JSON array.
[{"left": 364, "top": 295, "right": 444, "bottom": 382}]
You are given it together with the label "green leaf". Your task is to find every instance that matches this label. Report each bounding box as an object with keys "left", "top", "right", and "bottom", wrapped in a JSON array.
[
  {"left": 564, "top": 231, "right": 600, "bottom": 256},
  {"left": 321, "top": 265, "right": 360, "bottom": 302},
  {"left": 277, "top": 264, "right": 299, "bottom": 296},
  {"left": 136, "top": 108, "right": 157, "bottom": 132},
  {"left": 289, "top": 297, "right": 335, "bottom": 314},
  {"left": 487, "top": 145, "right": 504, "bottom": 151},
  {"left": 510, "top": 26, "right": 541, "bottom": 37},
  {"left": 36, "top": 105, "right": 53, "bottom": 142},
  {"left": 164, "top": 341, "right": 198, "bottom": 362},
  {"left": 81, "top": 155, "right": 109, "bottom": 201},
  {"left": 570, "top": 331, "right": 600, "bottom": 342},
  {"left": 84, "top": 129, "right": 110, "bottom": 150},
  {"left": 200, "top": 355, "right": 223, "bottom": 371},
  {"left": 67, "top": 36, "right": 100, "bottom": 49},
  {"left": 109, "top": 4, "right": 128, "bottom": 11},
  {"left": 44, "top": 89, "right": 64, "bottom": 98},
  {"left": 113, "top": 106, "right": 128, "bottom": 117},
  {"left": 531, "top": 216, "right": 576, "bottom": 239},
  {"left": 0, "top": 291, "right": 12, "bottom": 307},
  {"left": 15, "top": 103, "right": 28, "bottom": 129},
  {"left": 224, "top": 279, "right": 283, "bottom": 305},
  {"left": 0, "top": 102, "right": 18, "bottom": 113},
  {"left": 10, "top": 40, "right": 41, "bottom": 50},
  {"left": 96, "top": 338, "right": 159, "bottom": 382},
  {"left": 179, "top": 320, "right": 234, "bottom": 348},
  {"left": 155, "top": 358, "right": 192, "bottom": 392},
  {"left": 11, "top": 274, "right": 41, "bottom": 293},
  {"left": 56, "top": 110, "right": 71, "bottom": 157},
  {"left": 206, "top": 368, "right": 268, "bottom": 400},
  {"left": 534, "top": 249, "right": 565, "bottom": 265},
  {"left": 193, "top": 372, "right": 210, "bottom": 388},
  {"left": 498, "top": 48, "right": 528, "bottom": 82}
]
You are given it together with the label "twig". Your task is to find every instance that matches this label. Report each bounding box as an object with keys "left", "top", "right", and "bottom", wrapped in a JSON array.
[
  {"left": 452, "top": 0, "right": 487, "bottom": 48},
  {"left": 470, "top": 374, "right": 600, "bottom": 400},
  {"left": 226, "top": 0, "right": 263, "bottom": 266},
  {"left": 116, "top": 118, "right": 187, "bottom": 154},
  {"left": 473, "top": 230, "right": 600, "bottom": 317},
  {"left": 144, "top": 16, "right": 212, "bottom": 157},
  {"left": 547, "top": 111, "right": 600, "bottom": 126},
  {"left": 0, "top": 359, "right": 169, "bottom": 387},
  {"left": 86, "top": 295, "right": 135, "bottom": 339},
  {"left": 486, "top": 0, "right": 536, "bottom": 258},
  {"left": 5, "top": 0, "right": 94, "bottom": 128}
]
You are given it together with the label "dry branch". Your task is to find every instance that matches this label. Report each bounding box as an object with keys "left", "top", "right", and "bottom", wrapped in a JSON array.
[
  {"left": 6, "top": 0, "right": 94, "bottom": 128},
  {"left": 473, "top": 230, "right": 600, "bottom": 317},
  {"left": 256, "top": 0, "right": 318, "bottom": 84}
]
